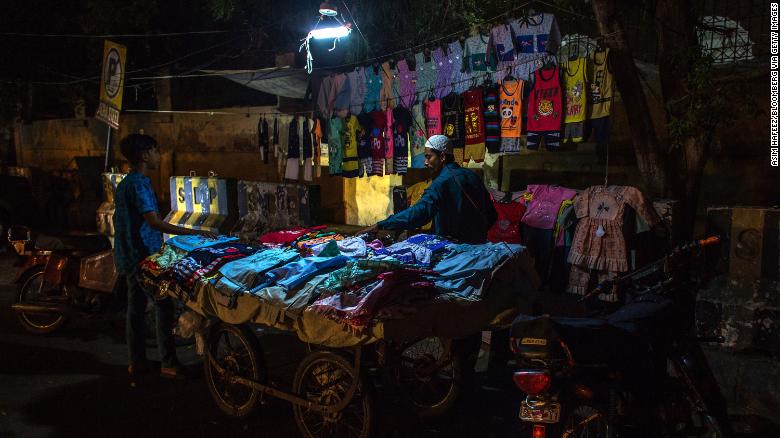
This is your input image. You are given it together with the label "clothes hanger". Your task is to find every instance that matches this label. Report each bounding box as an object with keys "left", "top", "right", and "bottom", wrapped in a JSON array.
[
  {"left": 482, "top": 72, "right": 492, "bottom": 86},
  {"left": 505, "top": 65, "right": 515, "bottom": 82},
  {"left": 501, "top": 190, "right": 513, "bottom": 203}
]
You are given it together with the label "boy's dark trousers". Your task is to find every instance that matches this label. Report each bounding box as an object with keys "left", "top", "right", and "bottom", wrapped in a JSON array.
[{"left": 126, "top": 269, "right": 177, "bottom": 368}]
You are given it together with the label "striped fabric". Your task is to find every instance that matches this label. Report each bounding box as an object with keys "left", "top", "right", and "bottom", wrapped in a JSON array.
[{"left": 483, "top": 84, "right": 501, "bottom": 154}]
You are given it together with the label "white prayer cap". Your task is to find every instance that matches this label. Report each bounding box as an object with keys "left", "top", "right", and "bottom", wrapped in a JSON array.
[{"left": 424, "top": 134, "right": 453, "bottom": 154}]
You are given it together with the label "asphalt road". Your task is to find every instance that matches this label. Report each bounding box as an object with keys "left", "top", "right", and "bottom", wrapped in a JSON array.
[{"left": 0, "top": 253, "right": 520, "bottom": 438}]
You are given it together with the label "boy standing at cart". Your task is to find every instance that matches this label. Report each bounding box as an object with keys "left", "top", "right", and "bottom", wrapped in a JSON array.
[{"left": 113, "top": 134, "right": 216, "bottom": 384}]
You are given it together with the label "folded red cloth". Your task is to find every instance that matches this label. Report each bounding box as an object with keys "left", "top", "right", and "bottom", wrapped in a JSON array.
[{"left": 258, "top": 225, "right": 327, "bottom": 245}]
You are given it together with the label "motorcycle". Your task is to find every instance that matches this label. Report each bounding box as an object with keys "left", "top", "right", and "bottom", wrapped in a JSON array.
[
  {"left": 509, "top": 236, "right": 734, "bottom": 438},
  {"left": 9, "top": 225, "right": 120, "bottom": 334}
]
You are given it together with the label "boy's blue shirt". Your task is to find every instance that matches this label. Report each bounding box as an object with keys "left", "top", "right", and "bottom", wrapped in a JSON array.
[{"left": 113, "top": 171, "right": 163, "bottom": 274}]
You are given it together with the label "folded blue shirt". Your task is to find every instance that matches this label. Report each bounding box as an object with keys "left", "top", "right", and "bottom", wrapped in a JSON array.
[
  {"left": 432, "top": 243, "right": 523, "bottom": 299},
  {"left": 374, "top": 234, "right": 452, "bottom": 266},
  {"left": 217, "top": 248, "right": 300, "bottom": 291},
  {"left": 251, "top": 255, "right": 350, "bottom": 293},
  {"left": 167, "top": 234, "right": 239, "bottom": 252}
]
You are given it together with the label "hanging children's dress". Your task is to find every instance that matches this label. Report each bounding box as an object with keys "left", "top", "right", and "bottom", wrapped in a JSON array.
[{"left": 567, "top": 185, "right": 659, "bottom": 301}]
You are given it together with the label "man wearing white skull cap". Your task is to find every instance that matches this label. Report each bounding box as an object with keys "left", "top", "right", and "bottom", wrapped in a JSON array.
[{"left": 372, "top": 134, "right": 496, "bottom": 244}]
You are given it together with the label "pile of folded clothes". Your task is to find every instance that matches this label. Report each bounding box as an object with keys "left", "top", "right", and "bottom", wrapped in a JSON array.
[{"left": 139, "top": 230, "right": 522, "bottom": 334}]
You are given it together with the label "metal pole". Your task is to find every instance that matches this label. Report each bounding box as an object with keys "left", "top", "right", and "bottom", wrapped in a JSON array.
[{"left": 103, "top": 124, "right": 112, "bottom": 171}]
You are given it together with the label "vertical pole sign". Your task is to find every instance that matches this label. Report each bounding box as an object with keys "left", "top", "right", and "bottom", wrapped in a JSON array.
[{"left": 95, "top": 40, "right": 126, "bottom": 170}]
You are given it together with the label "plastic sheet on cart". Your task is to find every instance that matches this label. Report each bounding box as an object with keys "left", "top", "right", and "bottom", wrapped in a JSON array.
[{"left": 177, "top": 248, "right": 539, "bottom": 348}]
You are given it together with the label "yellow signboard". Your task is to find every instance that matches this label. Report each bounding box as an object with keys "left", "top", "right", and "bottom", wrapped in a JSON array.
[
  {"left": 99, "top": 40, "right": 126, "bottom": 109},
  {"left": 95, "top": 40, "right": 126, "bottom": 128}
]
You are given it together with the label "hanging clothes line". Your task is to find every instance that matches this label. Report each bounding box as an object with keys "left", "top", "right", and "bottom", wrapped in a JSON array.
[{"left": 123, "top": 48, "right": 566, "bottom": 119}]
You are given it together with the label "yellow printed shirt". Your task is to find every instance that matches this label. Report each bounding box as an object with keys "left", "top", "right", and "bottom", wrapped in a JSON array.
[{"left": 343, "top": 115, "right": 364, "bottom": 177}]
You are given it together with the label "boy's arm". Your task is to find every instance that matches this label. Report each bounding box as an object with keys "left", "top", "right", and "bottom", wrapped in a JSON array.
[{"left": 142, "top": 211, "right": 218, "bottom": 239}]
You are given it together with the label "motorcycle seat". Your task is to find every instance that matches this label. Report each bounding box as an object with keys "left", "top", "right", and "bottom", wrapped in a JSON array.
[
  {"left": 511, "top": 314, "right": 630, "bottom": 365},
  {"left": 35, "top": 233, "right": 112, "bottom": 252},
  {"left": 550, "top": 316, "right": 609, "bottom": 330}
]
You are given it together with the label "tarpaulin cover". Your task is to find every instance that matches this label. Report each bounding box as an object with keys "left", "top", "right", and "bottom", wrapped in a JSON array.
[
  {"left": 201, "top": 67, "right": 310, "bottom": 99},
  {"left": 174, "top": 248, "right": 539, "bottom": 348}
]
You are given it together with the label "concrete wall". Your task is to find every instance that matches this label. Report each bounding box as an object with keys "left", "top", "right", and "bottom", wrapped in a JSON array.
[{"left": 13, "top": 107, "right": 347, "bottom": 220}]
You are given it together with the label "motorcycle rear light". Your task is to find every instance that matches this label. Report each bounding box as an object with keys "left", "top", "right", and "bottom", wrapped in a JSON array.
[
  {"left": 513, "top": 370, "right": 551, "bottom": 395},
  {"left": 532, "top": 424, "right": 546, "bottom": 438}
]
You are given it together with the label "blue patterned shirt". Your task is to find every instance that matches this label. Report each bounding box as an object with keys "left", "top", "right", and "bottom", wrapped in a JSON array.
[{"left": 113, "top": 171, "right": 163, "bottom": 274}]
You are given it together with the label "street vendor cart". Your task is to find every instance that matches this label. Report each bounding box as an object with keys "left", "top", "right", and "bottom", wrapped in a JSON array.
[{"left": 143, "top": 231, "right": 539, "bottom": 438}]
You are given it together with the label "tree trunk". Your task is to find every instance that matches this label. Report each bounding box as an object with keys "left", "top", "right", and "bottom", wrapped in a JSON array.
[
  {"left": 591, "top": 0, "right": 712, "bottom": 240},
  {"left": 656, "top": 0, "right": 711, "bottom": 239},
  {"left": 589, "top": 0, "right": 667, "bottom": 198},
  {"left": 676, "top": 134, "right": 711, "bottom": 238}
]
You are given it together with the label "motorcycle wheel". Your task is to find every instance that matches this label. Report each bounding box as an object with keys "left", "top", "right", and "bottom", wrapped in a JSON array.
[
  {"left": 560, "top": 404, "right": 610, "bottom": 438},
  {"left": 204, "top": 322, "right": 266, "bottom": 418},
  {"left": 396, "top": 337, "right": 461, "bottom": 417},
  {"left": 15, "top": 267, "right": 67, "bottom": 335}
]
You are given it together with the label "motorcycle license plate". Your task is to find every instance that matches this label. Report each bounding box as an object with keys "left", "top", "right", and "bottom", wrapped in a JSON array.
[{"left": 520, "top": 401, "right": 561, "bottom": 423}]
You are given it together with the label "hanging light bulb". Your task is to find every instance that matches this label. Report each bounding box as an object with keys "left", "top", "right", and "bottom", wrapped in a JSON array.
[
  {"left": 310, "top": 22, "right": 351, "bottom": 39},
  {"left": 299, "top": 2, "right": 352, "bottom": 73}
]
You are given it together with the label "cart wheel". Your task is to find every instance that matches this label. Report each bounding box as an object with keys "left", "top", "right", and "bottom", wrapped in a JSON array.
[
  {"left": 204, "top": 322, "right": 266, "bottom": 418},
  {"left": 397, "top": 337, "right": 461, "bottom": 417},
  {"left": 292, "top": 351, "right": 372, "bottom": 438}
]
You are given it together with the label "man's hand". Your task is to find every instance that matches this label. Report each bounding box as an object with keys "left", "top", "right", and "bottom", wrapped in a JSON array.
[
  {"left": 194, "top": 229, "right": 218, "bottom": 239},
  {"left": 358, "top": 225, "right": 378, "bottom": 236}
]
